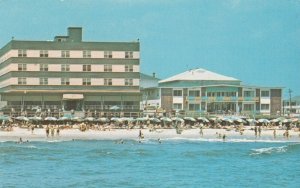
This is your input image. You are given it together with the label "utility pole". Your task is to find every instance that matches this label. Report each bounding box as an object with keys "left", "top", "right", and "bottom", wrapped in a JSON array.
[{"left": 288, "top": 89, "right": 292, "bottom": 116}]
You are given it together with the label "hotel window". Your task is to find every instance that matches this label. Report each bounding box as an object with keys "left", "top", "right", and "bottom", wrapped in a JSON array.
[
  {"left": 244, "top": 91, "right": 254, "bottom": 97},
  {"left": 104, "top": 51, "right": 112, "bottom": 58},
  {"left": 104, "top": 64, "right": 112, "bottom": 72},
  {"left": 61, "top": 78, "right": 70, "bottom": 85},
  {"left": 40, "top": 64, "right": 48, "bottom": 71},
  {"left": 61, "top": 64, "right": 70, "bottom": 71},
  {"left": 18, "top": 50, "right": 27, "bottom": 57},
  {"left": 173, "top": 103, "right": 182, "bottom": 110},
  {"left": 261, "top": 90, "right": 270, "bottom": 97},
  {"left": 125, "top": 65, "right": 133, "bottom": 72},
  {"left": 125, "top": 51, "right": 133, "bottom": 59},
  {"left": 18, "top": 77, "right": 26, "bottom": 85},
  {"left": 189, "top": 104, "right": 200, "bottom": 111},
  {"left": 18, "top": 64, "right": 27, "bottom": 71},
  {"left": 61, "top": 50, "right": 70, "bottom": 58},
  {"left": 40, "top": 78, "right": 48, "bottom": 85},
  {"left": 40, "top": 50, "right": 48, "bottom": 57},
  {"left": 104, "top": 78, "right": 112, "bottom": 86},
  {"left": 189, "top": 90, "right": 200, "bottom": 97},
  {"left": 173, "top": 90, "right": 182, "bottom": 97},
  {"left": 125, "top": 79, "right": 133, "bottom": 86},
  {"left": 244, "top": 104, "right": 254, "bottom": 111},
  {"left": 83, "top": 50, "right": 91, "bottom": 58},
  {"left": 83, "top": 64, "right": 91, "bottom": 72},
  {"left": 83, "top": 78, "right": 91, "bottom": 86},
  {"left": 261, "top": 104, "right": 270, "bottom": 110}
]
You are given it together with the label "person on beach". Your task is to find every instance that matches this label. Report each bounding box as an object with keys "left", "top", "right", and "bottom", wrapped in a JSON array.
[
  {"left": 284, "top": 130, "right": 289, "bottom": 139},
  {"left": 50, "top": 126, "right": 55, "bottom": 137},
  {"left": 46, "top": 125, "right": 50, "bottom": 137},
  {"left": 139, "top": 129, "right": 144, "bottom": 139},
  {"left": 31, "top": 125, "right": 34, "bottom": 134},
  {"left": 56, "top": 126, "right": 60, "bottom": 136},
  {"left": 273, "top": 129, "right": 276, "bottom": 139},
  {"left": 199, "top": 125, "right": 203, "bottom": 137},
  {"left": 258, "top": 126, "right": 262, "bottom": 137},
  {"left": 254, "top": 126, "right": 258, "bottom": 137}
]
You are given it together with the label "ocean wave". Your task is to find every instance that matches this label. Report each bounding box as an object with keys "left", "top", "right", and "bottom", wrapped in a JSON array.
[{"left": 250, "top": 146, "right": 288, "bottom": 155}]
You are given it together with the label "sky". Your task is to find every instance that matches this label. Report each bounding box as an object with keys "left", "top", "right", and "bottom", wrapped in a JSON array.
[{"left": 0, "top": 0, "right": 299, "bottom": 98}]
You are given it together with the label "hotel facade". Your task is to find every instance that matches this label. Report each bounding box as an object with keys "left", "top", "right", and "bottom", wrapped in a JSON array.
[
  {"left": 142, "top": 69, "right": 283, "bottom": 116},
  {"left": 0, "top": 27, "right": 141, "bottom": 117}
]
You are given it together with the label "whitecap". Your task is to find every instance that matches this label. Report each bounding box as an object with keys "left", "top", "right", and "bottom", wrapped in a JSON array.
[{"left": 250, "top": 146, "right": 287, "bottom": 155}]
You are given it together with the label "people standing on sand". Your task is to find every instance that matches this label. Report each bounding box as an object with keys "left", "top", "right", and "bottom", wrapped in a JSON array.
[
  {"left": 31, "top": 125, "right": 34, "bottom": 134},
  {"left": 258, "top": 126, "right": 262, "bottom": 137},
  {"left": 139, "top": 129, "right": 144, "bottom": 139},
  {"left": 254, "top": 126, "right": 258, "bottom": 137},
  {"left": 273, "top": 129, "right": 276, "bottom": 139},
  {"left": 50, "top": 126, "right": 55, "bottom": 137},
  {"left": 284, "top": 130, "right": 289, "bottom": 139},
  {"left": 199, "top": 125, "right": 203, "bottom": 137},
  {"left": 46, "top": 125, "right": 50, "bottom": 137},
  {"left": 56, "top": 126, "right": 60, "bottom": 136}
]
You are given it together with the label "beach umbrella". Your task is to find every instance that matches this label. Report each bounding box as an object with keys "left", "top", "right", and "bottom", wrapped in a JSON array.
[
  {"left": 160, "top": 117, "right": 172, "bottom": 122},
  {"left": 258, "top": 119, "right": 270, "bottom": 123},
  {"left": 221, "top": 117, "right": 233, "bottom": 123},
  {"left": 184, "top": 117, "right": 196, "bottom": 122},
  {"left": 136, "top": 117, "right": 148, "bottom": 122},
  {"left": 28, "top": 116, "right": 42, "bottom": 121},
  {"left": 58, "top": 116, "right": 70, "bottom": 121},
  {"left": 120, "top": 117, "right": 135, "bottom": 123},
  {"left": 197, "top": 117, "right": 209, "bottom": 123},
  {"left": 44, "top": 117, "right": 57, "bottom": 121},
  {"left": 15, "top": 116, "right": 29, "bottom": 121},
  {"left": 246, "top": 119, "right": 256, "bottom": 123},
  {"left": 111, "top": 117, "right": 123, "bottom": 123},
  {"left": 172, "top": 117, "right": 184, "bottom": 122},
  {"left": 84, "top": 117, "right": 95, "bottom": 122},
  {"left": 270, "top": 118, "right": 280, "bottom": 123},
  {"left": 291, "top": 117, "right": 300, "bottom": 123},
  {"left": 0, "top": 115, "right": 11, "bottom": 121},
  {"left": 97, "top": 117, "right": 109, "bottom": 123},
  {"left": 71, "top": 116, "right": 83, "bottom": 122},
  {"left": 149, "top": 117, "right": 161, "bottom": 123},
  {"left": 282, "top": 119, "right": 292, "bottom": 123},
  {"left": 231, "top": 117, "right": 246, "bottom": 123}
]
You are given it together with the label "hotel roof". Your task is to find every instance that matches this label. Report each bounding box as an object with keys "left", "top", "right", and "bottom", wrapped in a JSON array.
[{"left": 159, "top": 68, "right": 240, "bottom": 83}]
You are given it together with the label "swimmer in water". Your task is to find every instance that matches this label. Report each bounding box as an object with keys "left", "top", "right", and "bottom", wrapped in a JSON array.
[{"left": 158, "top": 138, "right": 162, "bottom": 144}]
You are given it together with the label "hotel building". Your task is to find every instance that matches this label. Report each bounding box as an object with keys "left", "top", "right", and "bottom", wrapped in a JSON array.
[
  {"left": 0, "top": 27, "right": 141, "bottom": 117},
  {"left": 142, "top": 68, "right": 283, "bottom": 116}
]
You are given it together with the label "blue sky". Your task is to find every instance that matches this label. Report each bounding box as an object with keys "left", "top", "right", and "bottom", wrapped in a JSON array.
[{"left": 0, "top": 0, "right": 299, "bottom": 98}]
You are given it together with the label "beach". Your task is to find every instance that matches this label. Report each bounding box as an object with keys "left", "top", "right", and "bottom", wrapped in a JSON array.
[{"left": 1, "top": 126, "right": 300, "bottom": 142}]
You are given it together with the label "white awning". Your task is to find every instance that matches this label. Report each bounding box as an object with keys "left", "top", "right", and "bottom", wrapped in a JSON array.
[{"left": 63, "top": 94, "right": 84, "bottom": 100}]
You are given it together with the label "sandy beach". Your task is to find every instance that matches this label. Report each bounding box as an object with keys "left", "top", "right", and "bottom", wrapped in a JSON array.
[{"left": 1, "top": 127, "right": 300, "bottom": 142}]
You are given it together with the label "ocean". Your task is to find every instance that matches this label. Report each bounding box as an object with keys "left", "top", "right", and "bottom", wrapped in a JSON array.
[{"left": 1, "top": 139, "right": 300, "bottom": 188}]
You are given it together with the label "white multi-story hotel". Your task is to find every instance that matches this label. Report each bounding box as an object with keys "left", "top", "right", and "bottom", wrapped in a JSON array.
[{"left": 0, "top": 27, "right": 141, "bottom": 117}]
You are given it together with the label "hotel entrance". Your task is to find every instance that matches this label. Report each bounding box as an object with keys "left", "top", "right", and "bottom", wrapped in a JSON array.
[{"left": 63, "top": 94, "right": 84, "bottom": 111}]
